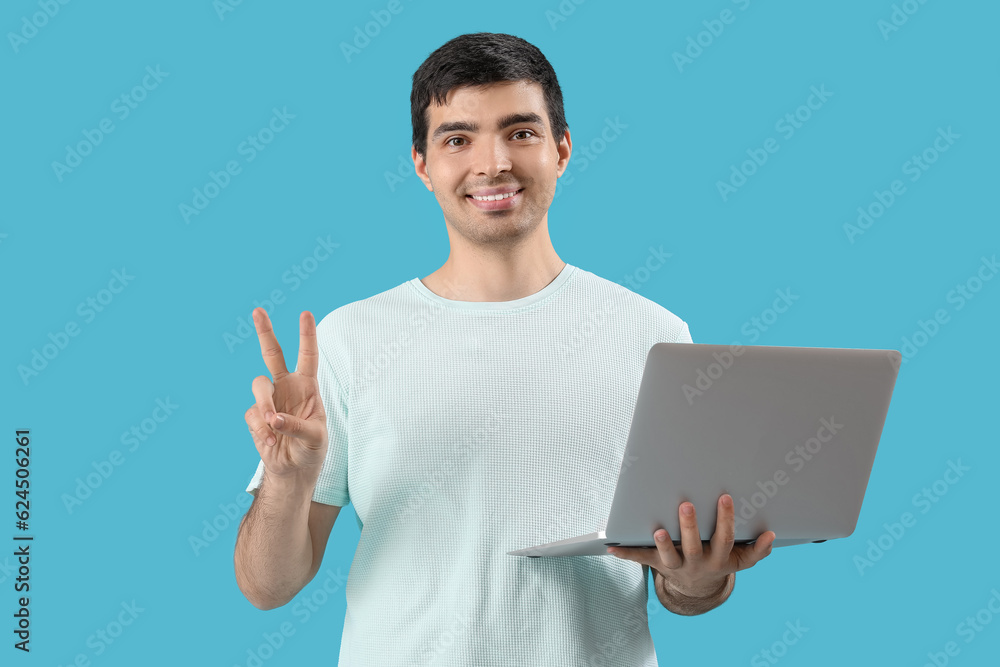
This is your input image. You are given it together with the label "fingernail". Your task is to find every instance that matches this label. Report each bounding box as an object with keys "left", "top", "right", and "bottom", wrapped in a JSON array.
[
  {"left": 656, "top": 532, "right": 666, "bottom": 542},
  {"left": 266, "top": 435, "right": 276, "bottom": 446},
  {"left": 682, "top": 504, "right": 693, "bottom": 516},
  {"left": 274, "top": 414, "right": 284, "bottom": 428},
  {"left": 265, "top": 411, "right": 274, "bottom": 423},
  {"left": 722, "top": 495, "right": 732, "bottom": 507}
]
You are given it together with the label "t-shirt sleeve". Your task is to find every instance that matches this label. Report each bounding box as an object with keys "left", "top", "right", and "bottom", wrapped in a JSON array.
[
  {"left": 677, "top": 320, "right": 693, "bottom": 344},
  {"left": 244, "top": 335, "right": 350, "bottom": 507}
]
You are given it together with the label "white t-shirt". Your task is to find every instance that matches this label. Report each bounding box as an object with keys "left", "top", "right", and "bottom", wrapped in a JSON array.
[{"left": 245, "top": 262, "right": 693, "bottom": 666}]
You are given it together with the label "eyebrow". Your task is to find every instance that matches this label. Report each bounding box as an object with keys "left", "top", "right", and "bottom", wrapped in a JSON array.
[{"left": 431, "top": 112, "right": 546, "bottom": 142}]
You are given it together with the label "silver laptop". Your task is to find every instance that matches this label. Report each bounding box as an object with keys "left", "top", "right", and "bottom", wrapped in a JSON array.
[{"left": 508, "top": 343, "right": 901, "bottom": 557}]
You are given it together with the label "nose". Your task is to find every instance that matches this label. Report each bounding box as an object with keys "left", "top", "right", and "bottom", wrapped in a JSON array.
[{"left": 472, "top": 135, "right": 512, "bottom": 178}]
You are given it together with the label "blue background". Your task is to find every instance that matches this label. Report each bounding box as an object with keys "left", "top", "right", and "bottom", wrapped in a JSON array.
[{"left": 3, "top": 0, "right": 998, "bottom": 665}]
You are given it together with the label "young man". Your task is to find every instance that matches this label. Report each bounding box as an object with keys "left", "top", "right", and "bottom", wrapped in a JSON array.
[{"left": 235, "top": 32, "right": 774, "bottom": 665}]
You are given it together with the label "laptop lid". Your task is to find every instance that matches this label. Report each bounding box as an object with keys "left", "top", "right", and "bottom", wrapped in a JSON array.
[{"left": 599, "top": 343, "right": 901, "bottom": 548}]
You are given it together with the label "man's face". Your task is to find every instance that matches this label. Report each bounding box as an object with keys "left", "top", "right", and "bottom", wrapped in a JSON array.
[{"left": 413, "top": 80, "right": 571, "bottom": 249}]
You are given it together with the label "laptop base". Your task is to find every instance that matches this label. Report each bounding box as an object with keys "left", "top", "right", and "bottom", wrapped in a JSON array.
[{"left": 508, "top": 531, "right": 830, "bottom": 557}]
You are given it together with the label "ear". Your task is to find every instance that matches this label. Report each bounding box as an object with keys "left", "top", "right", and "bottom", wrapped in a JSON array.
[
  {"left": 555, "top": 129, "right": 572, "bottom": 178},
  {"left": 412, "top": 145, "right": 433, "bottom": 191}
]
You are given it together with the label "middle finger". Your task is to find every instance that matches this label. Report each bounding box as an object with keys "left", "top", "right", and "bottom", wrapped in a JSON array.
[
  {"left": 679, "top": 502, "right": 704, "bottom": 561},
  {"left": 708, "top": 493, "right": 736, "bottom": 569}
]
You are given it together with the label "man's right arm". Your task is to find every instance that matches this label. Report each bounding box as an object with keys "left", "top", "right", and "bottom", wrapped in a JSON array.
[
  {"left": 234, "top": 470, "right": 342, "bottom": 610},
  {"left": 237, "top": 308, "right": 342, "bottom": 609}
]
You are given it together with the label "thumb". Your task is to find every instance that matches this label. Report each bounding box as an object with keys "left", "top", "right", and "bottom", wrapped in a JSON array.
[{"left": 269, "top": 412, "right": 323, "bottom": 448}]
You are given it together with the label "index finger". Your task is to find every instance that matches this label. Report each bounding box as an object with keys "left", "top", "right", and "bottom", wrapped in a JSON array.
[
  {"left": 253, "top": 307, "right": 289, "bottom": 380},
  {"left": 296, "top": 311, "right": 319, "bottom": 379}
]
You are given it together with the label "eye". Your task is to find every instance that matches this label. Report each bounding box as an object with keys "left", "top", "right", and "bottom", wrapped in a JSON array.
[
  {"left": 446, "top": 137, "right": 466, "bottom": 147},
  {"left": 513, "top": 130, "right": 535, "bottom": 140}
]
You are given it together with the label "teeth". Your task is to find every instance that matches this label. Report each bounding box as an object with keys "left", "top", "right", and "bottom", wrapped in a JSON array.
[{"left": 471, "top": 190, "right": 518, "bottom": 201}]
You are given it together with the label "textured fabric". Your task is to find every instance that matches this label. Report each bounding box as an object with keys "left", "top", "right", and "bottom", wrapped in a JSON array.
[{"left": 245, "top": 262, "right": 693, "bottom": 666}]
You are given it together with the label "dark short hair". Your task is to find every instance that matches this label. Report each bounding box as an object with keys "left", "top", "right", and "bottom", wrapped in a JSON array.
[{"left": 410, "top": 32, "right": 569, "bottom": 160}]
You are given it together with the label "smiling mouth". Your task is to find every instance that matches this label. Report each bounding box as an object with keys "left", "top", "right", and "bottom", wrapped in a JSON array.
[{"left": 466, "top": 188, "right": 524, "bottom": 202}]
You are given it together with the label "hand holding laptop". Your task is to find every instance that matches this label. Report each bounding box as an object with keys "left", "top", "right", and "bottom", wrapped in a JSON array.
[{"left": 606, "top": 492, "right": 776, "bottom": 598}]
